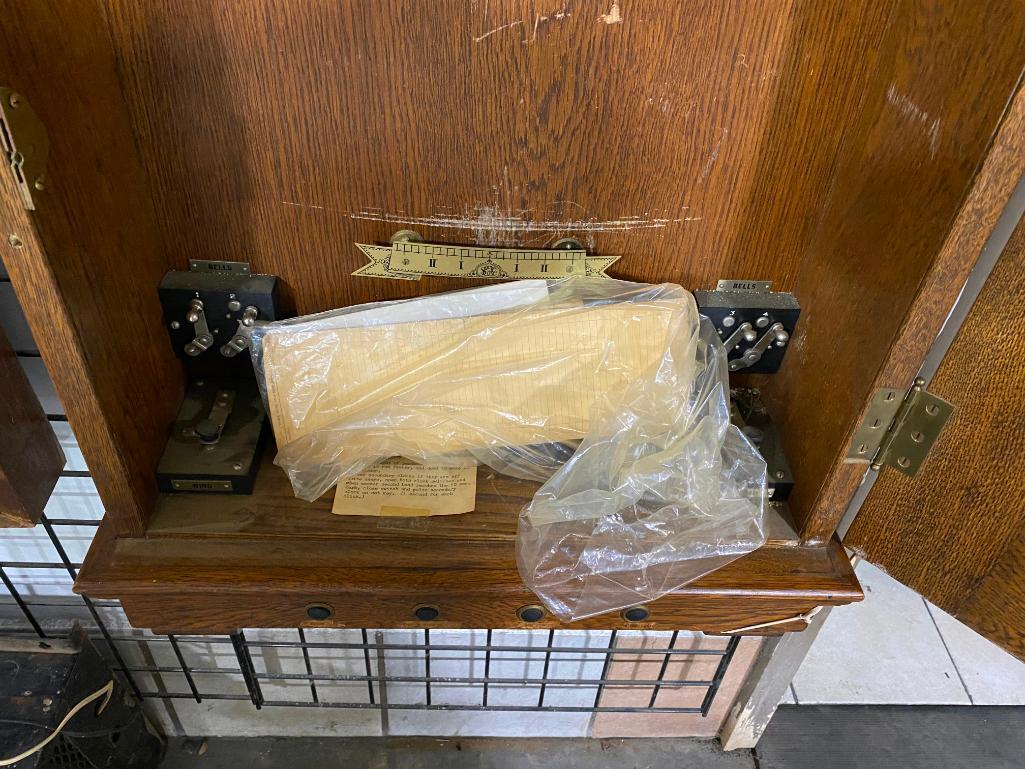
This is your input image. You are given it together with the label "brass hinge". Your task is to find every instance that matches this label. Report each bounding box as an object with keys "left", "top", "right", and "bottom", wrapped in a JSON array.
[
  {"left": 846, "top": 378, "right": 954, "bottom": 476},
  {"left": 0, "top": 88, "right": 48, "bottom": 210}
]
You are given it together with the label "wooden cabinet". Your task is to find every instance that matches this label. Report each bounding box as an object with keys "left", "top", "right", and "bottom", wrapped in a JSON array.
[
  {"left": 2, "top": 1, "right": 1023, "bottom": 637},
  {"left": 0, "top": 324, "right": 64, "bottom": 526}
]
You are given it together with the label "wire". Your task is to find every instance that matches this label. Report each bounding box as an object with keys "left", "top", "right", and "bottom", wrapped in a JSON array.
[
  {"left": 0, "top": 680, "right": 114, "bottom": 766},
  {"left": 0, "top": 707, "right": 139, "bottom": 738}
]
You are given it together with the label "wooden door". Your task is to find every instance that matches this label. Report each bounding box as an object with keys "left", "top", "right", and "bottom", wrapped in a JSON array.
[
  {"left": 844, "top": 198, "right": 1025, "bottom": 660},
  {"left": 0, "top": 323, "right": 64, "bottom": 526}
]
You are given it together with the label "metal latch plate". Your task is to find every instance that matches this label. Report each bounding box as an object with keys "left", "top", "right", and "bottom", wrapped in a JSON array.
[{"left": 847, "top": 384, "right": 954, "bottom": 476}]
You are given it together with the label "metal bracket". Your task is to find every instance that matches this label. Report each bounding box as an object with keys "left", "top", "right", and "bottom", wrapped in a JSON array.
[
  {"left": 694, "top": 283, "right": 800, "bottom": 374},
  {"left": 183, "top": 298, "right": 213, "bottom": 357},
  {"left": 0, "top": 88, "right": 48, "bottom": 210},
  {"left": 846, "top": 378, "right": 954, "bottom": 476}
]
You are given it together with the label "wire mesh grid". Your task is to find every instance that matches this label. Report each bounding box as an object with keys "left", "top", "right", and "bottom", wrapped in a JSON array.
[{"left": 0, "top": 440, "right": 743, "bottom": 719}]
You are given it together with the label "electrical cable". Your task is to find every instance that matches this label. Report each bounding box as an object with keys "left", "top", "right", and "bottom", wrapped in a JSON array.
[{"left": 0, "top": 679, "right": 114, "bottom": 766}]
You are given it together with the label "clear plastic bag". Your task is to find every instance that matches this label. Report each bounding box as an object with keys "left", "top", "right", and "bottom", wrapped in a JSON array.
[{"left": 249, "top": 277, "right": 767, "bottom": 620}]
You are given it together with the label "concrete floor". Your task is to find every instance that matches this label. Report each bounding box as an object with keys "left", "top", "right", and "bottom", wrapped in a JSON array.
[
  {"left": 161, "top": 736, "right": 750, "bottom": 769},
  {"left": 159, "top": 706, "right": 1025, "bottom": 769}
]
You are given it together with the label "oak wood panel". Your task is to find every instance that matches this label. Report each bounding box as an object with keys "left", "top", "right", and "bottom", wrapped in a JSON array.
[
  {"left": 956, "top": 529, "right": 1025, "bottom": 660},
  {"left": 146, "top": 450, "right": 801, "bottom": 544},
  {"left": 101, "top": 0, "right": 891, "bottom": 315},
  {"left": 0, "top": 326, "right": 64, "bottom": 527},
  {"left": 846, "top": 211, "right": 1025, "bottom": 659},
  {"left": 0, "top": 1, "right": 183, "bottom": 535},
  {"left": 77, "top": 515, "right": 860, "bottom": 633},
  {"left": 761, "top": 0, "right": 1025, "bottom": 541}
]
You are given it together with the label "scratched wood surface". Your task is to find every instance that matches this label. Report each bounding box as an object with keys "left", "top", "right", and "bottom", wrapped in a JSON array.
[
  {"left": 101, "top": 0, "right": 893, "bottom": 314},
  {"left": 759, "top": 0, "right": 1025, "bottom": 541},
  {"left": 846, "top": 215, "right": 1025, "bottom": 661}
]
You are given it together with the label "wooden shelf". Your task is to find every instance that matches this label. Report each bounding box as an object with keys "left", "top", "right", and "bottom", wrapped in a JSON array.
[{"left": 75, "top": 457, "right": 862, "bottom": 633}]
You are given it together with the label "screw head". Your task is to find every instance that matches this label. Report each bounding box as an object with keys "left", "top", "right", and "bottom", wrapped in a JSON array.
[
  {"left": 756, "top": 315, "right": 770, "bottom": 328},
  {"left": 232, "top": 462, "right": 243, "bottom": 471},
  {"left": 7, "top": 234, "right": 23, "bottom": 248},
  {"left": 8, "top": 93, "right": 20, "bottom": 108},
  {"left": 170, "top": 320, "right": 180, "bottom": 330},
  {"left": 775, "top": 470, "right": 786, "bottom": 479},
  {"left": 33, "top": 178, "right": 44, "bottom": 191},
  {"left": 228, "top": 299, "right": 241, "bottom": 312}
]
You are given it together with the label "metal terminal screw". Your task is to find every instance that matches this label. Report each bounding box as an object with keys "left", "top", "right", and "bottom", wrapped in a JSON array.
[
  {"left": 722, "top": 316, "right": 736, "bottom": 328},
  {"left": 7, "top": 234, "right": 23, "bottom": 248},
  {"left": 228, "top": 299, "right": 241, "bottom": 312},
  {"left": 241, "top": 306, "right": 258, "bottom": 327},
  {"left": 756, "top": 314, "right": 770, "bottom": 328},
  {"left": 186, "top": 299, "right": 204, "bottom": 323},
  {"left": 170, "top": 320, "right": 180, "bottom": 330}
]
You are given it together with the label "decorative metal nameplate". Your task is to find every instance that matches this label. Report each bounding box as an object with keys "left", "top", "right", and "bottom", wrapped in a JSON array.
[{"left": 353, "top": 241, "right": 620, "bottom": 281}]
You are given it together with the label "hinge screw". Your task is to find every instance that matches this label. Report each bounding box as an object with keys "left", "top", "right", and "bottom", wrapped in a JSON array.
[
  {"left": 33, "top": 178, "right": 44, "bottom": 191},
  {"left": 7, "top": 93, "right": 20, "bottom": 108},
  {"left": 7, "top": 234, "right": 23, "bottom": 248}
]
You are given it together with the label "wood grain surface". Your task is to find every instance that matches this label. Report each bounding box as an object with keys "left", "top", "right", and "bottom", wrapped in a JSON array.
[
  {"left": 99, "top": 0, "right": 893, "bottom": 313},
  {"left": 0, "top": 326, "right": 64, "bottom": 527},
  {"left": 0, "top": 2, "right": 183, "bottom": 536},
  {"left": 761, "top": 0, "right": 1025, "bottom": 541},
  {"left": 846, "top": 213, "right": 1025, "bottom": 660},
  {"left": 78, "top": 506, "right": 861, "bottom": 633}
]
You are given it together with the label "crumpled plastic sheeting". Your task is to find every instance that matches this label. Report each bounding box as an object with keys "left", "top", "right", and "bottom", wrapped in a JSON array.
[
  {"left": 250, "top": 277, "right": 766, "bottom": 620},
  {"left": 516, "top": 314, "right": 768, "bottom": 620}
]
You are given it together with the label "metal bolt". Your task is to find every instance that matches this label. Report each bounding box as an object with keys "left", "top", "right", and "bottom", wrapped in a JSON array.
[
  {"left": 186, "top": 299, "right": 204, "bottom": 323},
  {"left": 170, "top": 320, "right": 180, "bottom": 330},
  {"left": 7, "top": 234, "right": 23, "bottom": 248},
  {"left": 8, "top": 93, "right": 20, "bottom": 108},
  {"left": 228, "top": 299, "right": 241, "bottom": 312}
]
